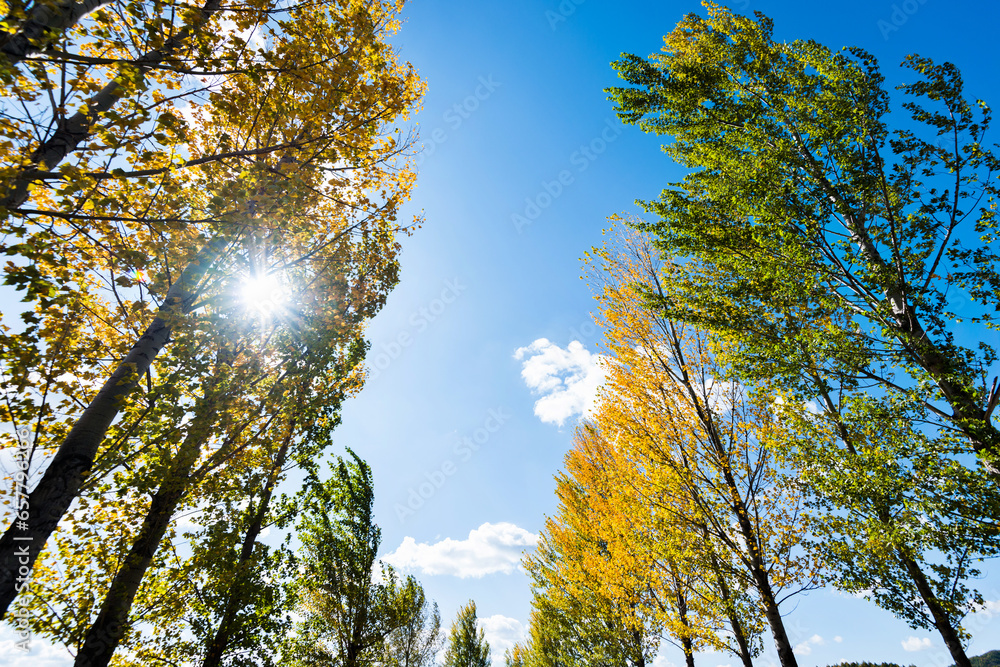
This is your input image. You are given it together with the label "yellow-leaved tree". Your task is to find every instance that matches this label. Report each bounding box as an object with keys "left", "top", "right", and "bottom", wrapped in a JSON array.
[
  {"left": 0, "top": 4, "right": 424, "bottom": 665},
  {"left": 522, "top": 223, "right": 819, "bottom": 667}
]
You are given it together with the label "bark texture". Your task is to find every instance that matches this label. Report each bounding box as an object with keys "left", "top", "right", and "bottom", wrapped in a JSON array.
[
  {"left": 0, "top": 236, "right": 227, "bottom": 619},
  {"left": 0, "top": 0, "right": 222, "bottom": 212}
]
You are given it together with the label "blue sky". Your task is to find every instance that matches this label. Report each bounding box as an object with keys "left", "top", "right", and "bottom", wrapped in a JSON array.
[
  {"left": 336, "top": 0, "right": 1000, "bottom": 666},
  {"left": 5, "top": 0, "right": 1000, "bottom": 665}
]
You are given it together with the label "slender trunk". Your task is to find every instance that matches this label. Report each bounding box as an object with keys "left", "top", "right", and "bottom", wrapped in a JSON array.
[
  {"left": 200, "top": 422, "right": 294, "bottom": 667},
  {"left": 671, "top": 573, "right": 695, "bottom": 667},
  {"left": 631, "top": 629, "right": 645, "bottom": 667},
  {"left": 717, "top": 579, "right": 753, "bottom": 667},
  {"left": 73, "top": 375, "right": 224, "bottom": 667},
  {"left": 0, "top": 0, "right": 222, "bottom": 212},
  {"left": 725, "top": 471, "right": 798, "bottom": 667},
  {"left": 704, "top": 534, "right": 753, "bottom": 667},
  {"left": 896, "top": 548, "right": 971, "bottom": 667},
  {"left": 0, "top": 0, "right": 116, "bottom": 66},
  {"left": 709, "top": 448, "right": 797, "bottom": 667},
  {"left": 791, "top": 128, "right": 1000, "bottom": 471},
  {"left": 0, "top": 235, "right": 227, "bottom": 619},
  {"left": 747, "top": 560, "right": 797, "bottom": 667}
]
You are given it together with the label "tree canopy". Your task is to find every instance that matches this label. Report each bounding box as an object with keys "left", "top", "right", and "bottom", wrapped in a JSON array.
[{"left": 607, "top": 2, "right": 1000, "bottom": 475}]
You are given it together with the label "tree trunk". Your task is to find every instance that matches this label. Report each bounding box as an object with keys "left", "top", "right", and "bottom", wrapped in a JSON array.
[
  {"left": 896, "top": 548, "right": 971, "bottom": 667},
  {"left": 200, "top": 422, "right": 294, "bottom": 667},
  {"left": 0, "top": 0, "right": 222, "bottom": 212},
  {"left": 715, "top": 457, "right": 797, "bottom": 667},
  {"left": 728, "top": 483, "right": 798, "bottom": 667},
  {"left": 0, "top": 0, "right": 116, "bottom": 66},
  {"left": 672, "top": 575, "right": 696, "bottom": 667},
  {"left": 72, "top": 375, "right": 224, "bottom": 667},
  {"left": 791, "top": 128, "right": 1000, "bottom": 472},
  {"left": 0, "top": 235, "right": 227, "bottom": 619},
  {"left": 705, "top": 539, "right": 754, "bottom": 667},
  {"left": 749, "top": 563, "right": 797, "bottom": 667},
  {"left": 631, "top": 629, "right": 645, "bottom": 667}
]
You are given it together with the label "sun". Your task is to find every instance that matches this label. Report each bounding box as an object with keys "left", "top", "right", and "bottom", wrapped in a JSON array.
[{"left": 240, "top": 272, "right": 288, "bottom": 318}]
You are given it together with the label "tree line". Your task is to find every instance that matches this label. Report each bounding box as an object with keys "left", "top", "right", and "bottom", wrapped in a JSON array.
[
  {"left": 510, "top": 5, "right": 1000, "bottom": 667},
  {"left": 0, "top": 0, "right": 504, "bottom": 664}
]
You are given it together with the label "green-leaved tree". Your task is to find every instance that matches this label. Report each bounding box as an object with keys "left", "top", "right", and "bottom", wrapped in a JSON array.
[
  {"left": 606, "top": 2, "right": 1000, "bottom": 475},
  {"left": 443, "top": 601, "right": 491, "bottom": 667},
  {"left": 287, "top": 451, "right": 425, "bottom": 667}
]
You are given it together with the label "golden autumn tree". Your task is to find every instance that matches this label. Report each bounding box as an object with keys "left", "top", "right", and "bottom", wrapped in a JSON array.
[
  {"left": 528, "top": 423, "right": 702, "bottom": 667},
  {"left": 0, "top": 0, "right": 423, "bottom": 648},
  {"left": 525, "top": 224, "right": 819, "bottom": 667}
]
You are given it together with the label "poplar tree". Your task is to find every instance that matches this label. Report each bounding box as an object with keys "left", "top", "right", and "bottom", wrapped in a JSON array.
[
  {"left": 534, "top": 226, "right": 820, "bottom": 667},
  {"left": 443, "top": 601, "right": 491, "bottom": 667},
  {"left": 287, "top": 451, "right": 426, "bottom": 667},
  {"left": 606, "top": 2, "right": 1000, "bottom": 475},
  {"left": 0, "top": 0, "right": 422, "bottom": 619}
]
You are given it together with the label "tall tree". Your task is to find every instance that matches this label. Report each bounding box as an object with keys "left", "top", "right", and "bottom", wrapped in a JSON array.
[
  {"left": 443, "top": 601, "right": 491, "bottom": 667},
  {"left": 569, "top": 226, "right": 819, "bottom": 666},
  {"left": 383, "top": 577, "right": 444, "bottom": 667},
  {"left": 287, "top": 450, "right": 408, "bottom": 667},
  {"left": 606, "top": 3, "right": 1000, "bottom": 473},
  {"left": 604, "top": 6, "right": 1000, "bottom": 662},
  {"left": 0, "top": 0, "right": 422, "bottom": 618},
  {"left": 525, "top": 472, "right": 667, "bottom": 667}
]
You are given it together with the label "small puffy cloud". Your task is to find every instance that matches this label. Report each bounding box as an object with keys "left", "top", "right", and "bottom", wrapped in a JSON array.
[
  {"left": 383, "top": 522, "right": 538, "bottom": 578},
  {"left": 975, "top": 599, "right": 1000, "bottom": 618},
  {"left": 834, "top": 636, "right": 843, "bottom": 643},
  {"left": 513, "top": 339, "right": 605, "bottom": 427},
  {"left": 901, "top": 636, "right": 933, "bottom": 652},
  {"left": 479, "top": 615, "right": 526, "bottom": 656},
  {"left": 794, "top": 634, "right": 824, "bottom": 656}
]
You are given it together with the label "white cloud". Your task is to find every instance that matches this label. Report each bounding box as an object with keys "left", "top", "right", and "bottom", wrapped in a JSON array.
[
  {"left": 479, "top": 615, "right": 526, "bottom": 656},
  {"left": 975, "top": 599, "right": 1000, "bottom": 618},
  {"left": 0, "top": 625, "right": 71, "bottom": 666},
  {"left": 383, "top": 522, "right": 538, "bottom": 578},
  {"left": 650, "top": 656, "right": 678, "bottom": 667},
  {"left": 834, "top": 636, "right": 843, "bottom": 643},
  {"left": 901, "top": 636, "right": 933, "bottom": 652},
  {"left": 793, "top": 634, "right": 824, "bottom": 656},
  {"left": 513, "top": 339, "right": 606, "bottom": 427}
]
